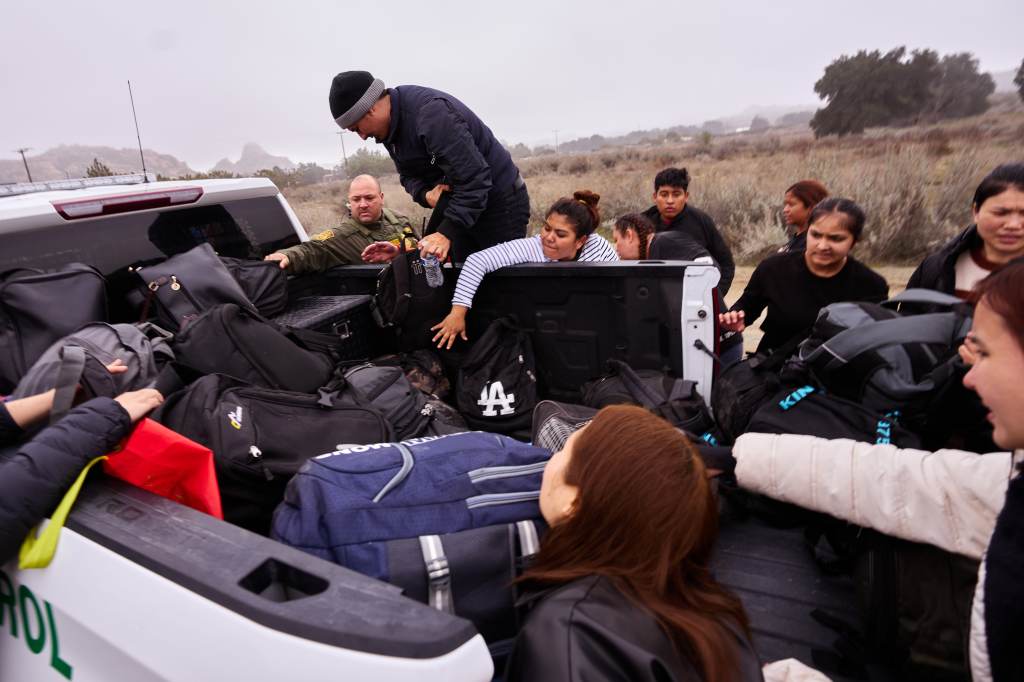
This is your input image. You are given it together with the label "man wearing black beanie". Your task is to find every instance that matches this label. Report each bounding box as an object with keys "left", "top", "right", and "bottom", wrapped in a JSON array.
[{"left": 330, "top": 71, "right": 529, "bottom": 262}]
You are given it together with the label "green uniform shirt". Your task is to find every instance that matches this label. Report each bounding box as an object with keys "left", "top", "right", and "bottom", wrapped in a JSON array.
[{"left": 279, "top": 207, "right": 417, "bottom": 273}]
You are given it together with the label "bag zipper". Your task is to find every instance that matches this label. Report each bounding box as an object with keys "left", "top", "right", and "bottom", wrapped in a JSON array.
[
  {"left": 468, "top": 461, "right": 547, "bottom": 484},
  {"left": 465, "top": 490, "right": 540, "bottom": 509}
]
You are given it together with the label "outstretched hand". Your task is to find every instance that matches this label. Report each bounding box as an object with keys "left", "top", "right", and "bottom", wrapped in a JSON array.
[
  {"left": 114, "top": 389, "right": 164, "bottom": 423},
  {"left": 361, "top": 241, "right": 400, "bottom": 263},
  {"left": 718, "top": 310, "right": 746, "bottom": 333},
  {"left": 431, "top": 306, "right": 469, "bottom": 350}
]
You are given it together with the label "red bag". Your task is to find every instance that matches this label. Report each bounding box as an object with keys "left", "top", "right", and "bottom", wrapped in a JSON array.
[{"left": 103, "top": 418, "right": 223, "bottom": 519}]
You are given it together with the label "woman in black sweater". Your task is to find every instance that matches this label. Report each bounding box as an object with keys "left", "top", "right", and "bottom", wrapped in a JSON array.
[{"left": 720, "top": 197, "right": 888, "bottom": 354}]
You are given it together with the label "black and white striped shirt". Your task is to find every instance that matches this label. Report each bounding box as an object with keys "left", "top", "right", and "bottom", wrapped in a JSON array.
[{"left": 452, "top": 235, "right": 619, "bottom": 308}]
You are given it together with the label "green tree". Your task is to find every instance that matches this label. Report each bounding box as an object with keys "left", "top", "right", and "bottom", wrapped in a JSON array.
[
  {"left": 1015, "top": 58, "right": 1024, "bottom": 103},
  {"left": 344, "top": 148, "right": 396, "bottom": 178},
  {"left": 292, "top": 162, "right": 329, "bottom": 186},
  {"left": 749, "top": 116, "right": 770, "bottom": 132},
  {"left": 255, "top": 166, "right": 294, "bottom": 189},
  {"left": 923, "top": 53, "right": 994, "bottom": 121},
  {"left": 811, "top": 48, "right": 937, "bottom": 137},
  {"left": 85, "top": 157, "right": 114, "bottom": 177}
]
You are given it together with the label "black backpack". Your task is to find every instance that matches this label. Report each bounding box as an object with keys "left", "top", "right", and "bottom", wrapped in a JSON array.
[
  {"left": 746, "top": 384, "right": 921, "bottom": 449},
  {"left": 325, "top": 362, "right": 466, "bottom": 440},
  {"left": 153, "top": 373, "right": 393, "bottom": 534},
  {"left": 371, "top": 245, "right": 454, "bottom": 352},
  {"left": 11, "top": 322, "right": 175, "bottom": 424},
  {"left": 792, "top": 289, "right": 971, "bottom": 423},
  {"left": 0, "top": 264, "right": 107, "bottom": 393},
  {"left": 457, "top": 317, "right": 538, "bottom": 434},
  {"left": 170, "top": 304, "right": 334, "bottom": 393},
  {"left": 581, "top": 358, "right": 714, "bottom": 435}
]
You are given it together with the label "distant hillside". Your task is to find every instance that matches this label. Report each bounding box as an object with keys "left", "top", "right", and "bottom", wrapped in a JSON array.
[
  {"left": 213, "top": 143, "right": 295, "bottom": 175},
  {"left": 0, "top": 145, "right": 194, "bottom": 184}
]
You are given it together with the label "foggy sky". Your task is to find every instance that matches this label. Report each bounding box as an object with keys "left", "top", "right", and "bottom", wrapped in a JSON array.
[{"left": 1, "top": 0, "right": 1020, "bottom": 171}]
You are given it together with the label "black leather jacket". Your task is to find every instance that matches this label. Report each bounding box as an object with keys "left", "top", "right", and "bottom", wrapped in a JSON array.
[{"left": 505, "top": 575, "right": 763, "bottom": 681}]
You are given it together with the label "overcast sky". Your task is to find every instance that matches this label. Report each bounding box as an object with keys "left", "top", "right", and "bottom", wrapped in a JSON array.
[{"left": 1, "top": 0, "right": 1020, "bottom": 171}]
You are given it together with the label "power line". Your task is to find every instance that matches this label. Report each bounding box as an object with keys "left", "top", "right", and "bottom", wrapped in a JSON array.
[{"left": 13, "top": 148, "right": 33, "bottom": 182}]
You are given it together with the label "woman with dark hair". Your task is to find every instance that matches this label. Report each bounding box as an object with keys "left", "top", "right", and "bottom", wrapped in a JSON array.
[
  {"left": 778, "top": 179, "right": 829, "bottom": 254},
  {"left": 506, "top": 404, "right": 761, "bottom": 681},
  {"left": 431, "top": 190, "right": 618, "bottom": 349},
  {"left": 731, "top": 259, "right": 1024, "bottom": 681},
  {"left": 719, "top": 197, "right": 888, "bottom": 354},
  {"left": 908, "top": 163, "right": 1024, "bottom": 298}
]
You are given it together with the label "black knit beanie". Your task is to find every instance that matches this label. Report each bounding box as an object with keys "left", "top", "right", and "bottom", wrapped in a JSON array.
[{"left": 330, "top": 71, "right": 385, "bottom": 128}]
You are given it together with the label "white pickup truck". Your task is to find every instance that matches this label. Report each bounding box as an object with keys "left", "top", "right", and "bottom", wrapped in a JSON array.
[{"left": 0, "top": 176, "right": 734, "bottom": 681}]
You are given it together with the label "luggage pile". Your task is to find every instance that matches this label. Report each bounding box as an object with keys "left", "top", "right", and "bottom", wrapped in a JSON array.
[{"left": 1, "top": 243, "right": 988, "bottom": 674}]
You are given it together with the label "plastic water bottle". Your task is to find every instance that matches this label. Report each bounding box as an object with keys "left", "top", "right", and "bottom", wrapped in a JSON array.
[{"left": 422, "top": 254, "right": 444, "bottom": 288}]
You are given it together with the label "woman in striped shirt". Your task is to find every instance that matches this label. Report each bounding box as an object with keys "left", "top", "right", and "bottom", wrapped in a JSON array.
[{"left": 431, "top": 190, "right": 619, "bottom": 349}]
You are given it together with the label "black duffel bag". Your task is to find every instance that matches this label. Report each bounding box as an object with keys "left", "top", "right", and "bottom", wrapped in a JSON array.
[
  {"left": 0, "top": 263, "right": 107, "bottom": 392},
  {"left": 170, "top": 303, "right": 334, "bottom": 393},
  {"left": 457, "top": 317, "right": 538, "bottom": 434},
  {"left": 153, "top": 373, "right": 393, "bottom": 534},
  {"left": 581, "top": 358, "right": 714, "bottom": 435},
  {"left": 134, "top": 242, "right": 255, "bottom": 331},
  {"left": 220, "top": 257, "right": 288, "bottom": 318}
]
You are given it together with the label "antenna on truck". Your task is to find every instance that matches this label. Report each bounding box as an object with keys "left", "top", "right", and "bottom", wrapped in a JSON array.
[{"left": 127, "top": 80, "right": 149, "bottom": 182}]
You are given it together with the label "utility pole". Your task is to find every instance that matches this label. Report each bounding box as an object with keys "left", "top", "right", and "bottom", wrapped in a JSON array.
[
  {"left": 336, "top": 131, "right": 348, "bottom": 174},
  {"left": 14, "top": 148, "right": 33, "bottom": 182},
  {"left": 553, "top": 130, "right": 559, "bottom": 154}
]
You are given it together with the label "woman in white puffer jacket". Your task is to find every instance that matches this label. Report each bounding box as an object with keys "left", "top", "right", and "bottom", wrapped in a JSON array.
[{"left": 733, "top": 256, "right": 1024, "bottom": 682}]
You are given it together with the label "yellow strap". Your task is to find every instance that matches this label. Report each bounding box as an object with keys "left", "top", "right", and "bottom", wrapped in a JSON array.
[{"left": 19, "top": 456, "right": 108, "bottom": 570}]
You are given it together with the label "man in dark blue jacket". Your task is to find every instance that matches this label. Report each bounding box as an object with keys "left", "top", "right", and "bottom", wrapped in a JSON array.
[{"left": 329, "top": 71, "right": 529, "bottom": 262}]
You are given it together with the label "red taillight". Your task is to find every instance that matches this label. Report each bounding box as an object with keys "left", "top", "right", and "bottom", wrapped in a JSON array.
[{"left": 52, "top": 186, "right": 204, "bottom": 220}]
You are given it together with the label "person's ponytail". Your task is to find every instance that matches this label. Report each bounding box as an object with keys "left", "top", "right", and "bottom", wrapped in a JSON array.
[{"left": 548, "top": 189, "right": 602, "bottom": 237}]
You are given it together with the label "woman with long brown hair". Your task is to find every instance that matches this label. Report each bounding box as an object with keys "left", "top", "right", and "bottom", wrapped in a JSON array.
[{"left": 505, "top": 405, "right": 761, "bottom": 681}]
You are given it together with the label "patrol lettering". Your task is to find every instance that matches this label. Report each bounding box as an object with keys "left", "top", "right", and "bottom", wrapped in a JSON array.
[{"left": 0, "top": 568, "right": 73, "bottom": 679}]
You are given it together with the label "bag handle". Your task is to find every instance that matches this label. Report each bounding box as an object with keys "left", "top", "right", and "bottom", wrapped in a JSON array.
[
  {"left": 801, "top": 312, "right": 961, "bottom": 369},
  {"left": 606, "top": 359, "right": 664, "bottom": 409},
  {"left": 418, "top": 534, "right": 454, "bottom": 613},
  {"left": 50, "top": 346, "right": 88, "bottom": 425},
  {"left": 20, "top": 455, "right": 108, "bottom": 569}
]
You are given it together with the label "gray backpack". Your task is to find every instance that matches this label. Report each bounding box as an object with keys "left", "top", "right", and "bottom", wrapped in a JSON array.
[
  {"left": 791, "top": 289, "right": 971, "bottom": 416},
  {"left": 11, "top": 322, "right": 175, "bottom": 424}
]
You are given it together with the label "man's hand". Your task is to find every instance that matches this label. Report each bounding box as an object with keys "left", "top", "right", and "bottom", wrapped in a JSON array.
[
  {"left": 114, "top": 388, "right": 164, "bottom": 423},
  {"left": 431, "top": 306, "right": 469, "bottom": 350},
  {"left": 419, "top": 233, "right": 451, "bottom": 261},
  {"left": 264, "top": 252, "right": 290, "bottom": 270},
  {"left": 425, "top": 183, "right": 450, "bottom": 208},
  {"left": 718, "top": 310, "right": 746, "bottom": 333},
  {"left": 361, "top": 241, "right": 401, "bottom": 264}
]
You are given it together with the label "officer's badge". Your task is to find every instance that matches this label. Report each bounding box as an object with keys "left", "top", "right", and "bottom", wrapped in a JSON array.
[{"left": 311, "top": 229, "right": 335, "bottom": 242}]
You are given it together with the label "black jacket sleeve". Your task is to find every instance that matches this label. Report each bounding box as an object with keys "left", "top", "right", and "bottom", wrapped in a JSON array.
[
  {"left": 0, "top": 403, "right": 24, "bottom": 445},
  {"left": 0, "top": 397, "right": 131, "bottom": 565},
  {"left": 700, "top": 214, "right": 735, "bottom": 296},
  {"left": 730, "top": 261, "right": 769, "bottom": 324},
  {"left": 417, "top": 99, "right": 494, "bottom": 239}
]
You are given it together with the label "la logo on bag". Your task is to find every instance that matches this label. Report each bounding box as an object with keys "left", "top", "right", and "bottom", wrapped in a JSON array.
[{"left": 478, "top": 381, "right": 516, "bottom": 416}]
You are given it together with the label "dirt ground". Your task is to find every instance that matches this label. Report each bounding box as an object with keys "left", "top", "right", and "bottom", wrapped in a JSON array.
[{"left": 726, "top": 265, "right": 916, "bottom": 354}]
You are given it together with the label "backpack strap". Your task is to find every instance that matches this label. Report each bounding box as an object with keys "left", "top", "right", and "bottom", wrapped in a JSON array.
[
  {"left": 372, "top": 442, "right": 415, "bottom": 503},
  {"left": 516, "top": 520, "right": 540, "bottom": 557},
  {"left": 418, "top": 534, "right": 454, "bottom": 613},
  {"left": 883, "top": 288, "right": 963, "bottom": 308},
  {"left": 605, "top": 359, "right": 663, "bottom": 409},
  {"left": 50, "top": 346, "right": 88, "bottom": 425},
  {"left": 801, "top": 313, "right": 962, "bottom": 370}
]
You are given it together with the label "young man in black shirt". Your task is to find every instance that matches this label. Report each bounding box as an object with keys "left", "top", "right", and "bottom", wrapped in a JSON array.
[
  {"left": 642, "top": 167, "right": 735, "bottom": 295},
  {"left": 720, "top": 198, "right": 888, "bottom": 354}
]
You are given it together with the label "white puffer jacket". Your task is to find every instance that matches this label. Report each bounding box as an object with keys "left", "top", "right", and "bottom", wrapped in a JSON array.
[{"left": 734, "top": 433, "right": 1021, "bottom": 682}]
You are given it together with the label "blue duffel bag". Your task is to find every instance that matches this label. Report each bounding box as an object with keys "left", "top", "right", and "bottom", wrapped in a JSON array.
[{"left": 272, "top": 431, "right": 550, "bottom": 579}]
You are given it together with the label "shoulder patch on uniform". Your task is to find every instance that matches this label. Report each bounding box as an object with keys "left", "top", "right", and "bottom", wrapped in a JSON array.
[{"left": 311, "top": 229, "right": 336, "bottom": 241}]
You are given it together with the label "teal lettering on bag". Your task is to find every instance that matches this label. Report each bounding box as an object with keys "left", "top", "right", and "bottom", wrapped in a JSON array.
[
  {"left": 778, "top": 385, "right": 815, "bottom": 411},
  {"left": 0, "top": 568, "right": 74, "bottom": 679}
]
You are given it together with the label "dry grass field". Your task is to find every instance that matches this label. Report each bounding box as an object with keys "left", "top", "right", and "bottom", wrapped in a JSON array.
[{"left": 286, "top": 102, "right": 1023, "bottom": 268}]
